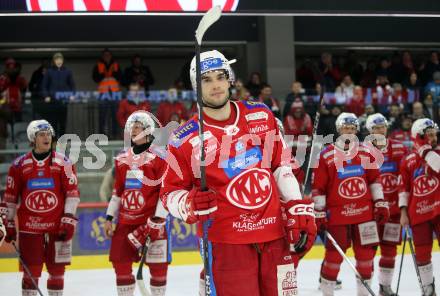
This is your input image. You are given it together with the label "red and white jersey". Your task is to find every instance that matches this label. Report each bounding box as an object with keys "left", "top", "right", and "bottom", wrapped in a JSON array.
[
  {"left": 376, "top": 139, "right": 408, "bottom": 216},
  {"left": 3, "top": 151, "right": 79, "bottom": 233},
  {"left": 312, "top": 144, "right": 382, "bottom": 225},
  {"left": 398, "top": 146, "right": 440, "bottom": 226},
  {"left": 113, "top": 146, "right": 167, "bottom": 225},
  {"left": 161, "top": 100, "right": 289, "bottom": 244}
]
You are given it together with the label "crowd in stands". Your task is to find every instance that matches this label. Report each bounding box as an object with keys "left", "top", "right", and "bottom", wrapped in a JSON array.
[{"left": 0, "top": 49, "right": 439, "bottom": 149}]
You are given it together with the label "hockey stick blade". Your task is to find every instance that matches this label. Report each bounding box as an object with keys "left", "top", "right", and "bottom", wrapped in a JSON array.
[
  {"left": 195, "top": 5, "right": 222, "bottom": 45},
  {"left": 136, "top": 237, "right": 152, "bottom": 296}
]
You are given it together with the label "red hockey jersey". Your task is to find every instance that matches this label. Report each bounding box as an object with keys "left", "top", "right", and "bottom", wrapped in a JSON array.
[
  {"left": 377, "top": 139, "right": 408, "bottom": 216},
  {"left": 113, "top": 146, "right": 167, "bottom": 225},
  {"left": 161, "top": 100, "right": 292, "bottom": 244},
  {"left": 3, "top": 151, "right": 79, "bottom": 233},
  {"left": 398, "top": 146, "right": 440, "bottom": 226},
  {"left": 312, "top": 143, "right": 382, "bottom": 225}
]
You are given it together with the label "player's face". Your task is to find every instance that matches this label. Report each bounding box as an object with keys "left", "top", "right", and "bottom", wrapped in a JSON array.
[
  {"left": 34, "top": 131, "right": 52, "bottom": 153},
  {"left": 201, "top": 70, "right": 230, "bottom": 108},
  {"left": 372, "top": 125, "right": 387, "bottom": 137},
  {"left": 339, "top": 125, "right": 357, "bottom": 135},
  {"left": 131, "top": 122, "right": 147, "bottom": 145},
  {"left": 425, "top": 128, "right": 438, "bottom": 147}
]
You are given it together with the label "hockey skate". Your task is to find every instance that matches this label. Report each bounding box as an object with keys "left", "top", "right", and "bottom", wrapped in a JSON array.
[
  {"left": 319, "top": 277, "right": 342, "bottom": 290},
  {"left": 422, "top": 280, "right": 436, "bottom": 296},
  {"left": 379, "top": 284, "right": 397, "bottom": 296}
]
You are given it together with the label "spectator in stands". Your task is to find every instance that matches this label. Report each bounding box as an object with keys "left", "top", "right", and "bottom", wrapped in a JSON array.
[
  {"left": 230, "top": 78, "right": 250, "bottom": 101},
  {"left": 412, "top": 101, "right": 429, "bottom": 120},
  {"left": 345, "top": 85, "right": 365, "bottom": 117},
  {"left": 358, "top": 104, "right": 376, "bottom": 140},
  {"left": 0, "top": 58, "right": 27, "bottom": 122},
  {"left": 334, "top": 74, "right": 355, "bottom": 104},
  {"left": 424, "top": 71, "right": 440, "bottom": 105},
  {"left": 123, "top": 54, "right": 155, "bottom": 92},
  {"left": 93, "top": 48, "right": 122, "bottom": 138},
  {"left": 360, "top": 59, "right": 377, "bottom": 88},
  {"left": 420, "top": 51, "right": 440, "bottom": 86},
  {"left": 388, "top": 103, "right": 402, "bottom": 132},
  {"left": 42, "top": 52, "right": 75, "bottom": 135},
  {"left": 246, "top": 72, "right": 264, "bottom": 98},
  {"left": 318, "top": 104, "right": 342, "bottom": 140},
  {"left": 344, "top": 50, "right": 364, "bottom": 85},
  {"left": 401, "top": 51, "right": 415, "bottom": 82},
  {"left": 255, "top": 84, "right": 281, "bottom": 119},
  {"left": 390, "top": 83, "right": 407, "bottom": 105},
  {"left": 318, "top": 52, "right": 341, "bottom": 91},
  {"left": 29, "top": 59, "right": 49, "bottom": 119},
  {"left": 390, "top": 113, "right": 413, "bottom": 148},
  {"left": 389, "top": 52, "right": 405, "bottom": 83},
  {"left": 283, "top": 81, "right": 306, "bottom": 118},
  {"left": 403, "top": 72, "right": 422, "bottom": 103},
  {"left": 373, "top": 73, "right": 392, "bottom": 112},
  {"left": 296, "top": 59, "right": 320, "bottom": 89},
  {"left": 423, "top": 93, "right": 439, "bottom": 122},
  {"left": 376, "top": 56, "right": 391, "bottom": 79},
  {"left": 116, "top": 82, "right": 151, "bottom": 129},
  {"left": 156, "top": 89, "right": 188, "bottom": 126},
  {"left": 283, "top": 98, "right": 313, "bottom": 137},
  {"left": 0, "top": 95, "right": 11, "bottom": 160}
]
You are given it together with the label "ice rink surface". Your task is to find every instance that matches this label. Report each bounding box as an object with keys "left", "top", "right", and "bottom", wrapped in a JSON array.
[{"left": 0, "top": 253, "right": 438, "bottom": 295}]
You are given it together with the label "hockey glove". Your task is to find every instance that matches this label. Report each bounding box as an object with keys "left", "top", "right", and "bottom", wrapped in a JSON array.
[
  {"left": 58, "top": 214, "right": 78, "bottom": 241},
  {"left": 374, "top": 200, "right": 389, "bottom": 225},
  {"left": 314, "top": 210, "right": 328, "bottom": 232},
  {"left": 5, "top": 220, "right": 17, "bottom": 243},
  {"left": 284, "top": 199, "right": 317, "bottom": 254},
  {"left": 127, "top": 216, "right": 166, "bottom": 251},
  {"left": 180, "top": 188, "right": 217, "bottom": 224},
  {"left": 0, "top": 217, "right": 5, "bottom": 246}
]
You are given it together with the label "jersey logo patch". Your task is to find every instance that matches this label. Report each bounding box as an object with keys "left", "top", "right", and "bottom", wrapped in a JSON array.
[
  {"left": 121, "top": 191, "right": 145, "bottom": 211},
  {"left": 125, "top": 179, "right": 142, "bottom": 189},
  {"left": 226, "top": 168, "right": 272, "bottom": 209},
  {"left": 27, "top": 178, "right": 55, "bottom": 189},
  {"left": 380, "top": 162, "right": 397, "bottom": 173},
  {"left": 337, "top": 165, "right": 365, "bottom": 179},
  {"left": 338, "top": 177, "right": 367, "bottom": 199},
  {"left": 413, "top": 175, "right": 439, "bottom": 197},
  {"left": 169, "top": 119, "right": 198, "bottom": 147},
  {"left": 380, "top": 173, "right": 398, "bottom": 193},
  {"left": 25, "top": 190, "right": 58, "bottom": 213},
  {"left": 222, "top": 147, "right": 262, "bottom": 178}
]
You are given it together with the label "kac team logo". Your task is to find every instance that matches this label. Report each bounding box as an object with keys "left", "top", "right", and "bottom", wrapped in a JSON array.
[
  {"left": 380, "top": 173, "right": 398, "bottom": 193},
  {"left": 338, "top": 177, "right": 367, "bottom": 199},
  {"left": 121, "top": 190, "right": 145, "bottom": 211},
  {"left": 413, "top": 175, "right": 439, "bottom": 197},
  {"left": 25, "top": 190, "right": 58, "bottom": 213},
  {"left": 226, "top": 168, "right": 272, "bottom": 209}
]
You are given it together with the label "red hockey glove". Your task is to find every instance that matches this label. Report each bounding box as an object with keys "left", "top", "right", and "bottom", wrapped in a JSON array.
[
  {"left": 127, "top": 217, "right": 166, "bottom": 251},
  {"left": 413, "top": 134, "right": 433, "bottom": 159},
  {"left": 5, "top": 220, "right": 17, "bottom": 243},
  {"left": 284, "top": 199, "right": 317, "bottom": 254},
  {"left": 0, "top": 217, "right": 5, "bottom": 245},
  {"left": 314, "top": 210, "right": 328, "bottom": 232},
  {"left": 182, "top": 188, "right": 217, "bottom": 224},
  {"left": 374, "top": 200, "right": 390, "bottom": 225},
  {"left": 58, "top": 214, "right": 78, "bottom": 241}
]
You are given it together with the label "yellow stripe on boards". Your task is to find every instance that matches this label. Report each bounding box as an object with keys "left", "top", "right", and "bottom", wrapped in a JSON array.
[{"left": 0, "top": 244, "right": 439, "bottom": 273}]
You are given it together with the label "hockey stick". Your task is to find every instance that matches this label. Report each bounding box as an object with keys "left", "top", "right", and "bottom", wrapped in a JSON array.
[
  {"left": 303, "top": 89, "right": 325, "bottom": 196},
  {"left": 404, "top": 226, "right": 426, "bottom": 296},
  {"left": 395, "top": 228, "right": 407, "bottom": 295},
  {"left": 195, "top": 5, "right": 222, "bottom": 296},
  {"left": 325, "top": 231, "right": 376, "bottom": 296},
  {"left": 136, "top": 237, "right": 152, "bottom": 296},
  {"left": 12, "top": 241, "right": 45, "bottom": 296}
]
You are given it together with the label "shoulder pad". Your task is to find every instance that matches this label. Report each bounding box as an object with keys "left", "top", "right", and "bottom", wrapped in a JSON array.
[
  {"left": 320, "top": 144, "right": 333, "bottom": 157},
  {"left": 12, "top": 153, "right": 28, "bottom": 167},
  {"left": 241, "top": 100, "right": 270, "bottom": 110},
  {"left": 169, "top": 119, "right": 199, "bottom": 148},
  {"left": 52, "top": 151, "right": 72, "bottom": 166},
  {"left": 149, "top": 145, "right": 167, "bottom": 160}
]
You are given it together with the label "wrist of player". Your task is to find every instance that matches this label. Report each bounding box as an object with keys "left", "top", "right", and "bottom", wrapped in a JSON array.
[
  {"left": 314, "top": 210, "right": 328, "bottom": 232},
  {"left": 374, "top": 200, "right": 390, "bottom": 225},
  {"left": 58, "top": 213, "right": 78, "bottom": 241},
  {"left": 285, "top": 199, "right": 317, "bottom": 254}
]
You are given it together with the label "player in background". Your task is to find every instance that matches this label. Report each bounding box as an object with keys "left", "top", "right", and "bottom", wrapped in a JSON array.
[
  {"left": 104, "top": 111, "right": 170, "bottom": 296},
  {"left": 313, "top": 112, "right": 389, "bottom": 296},
  {"left": 399, "top": 118, "right": 440, "bottom": 296},
  {"left": 2, "top": 119, "right": 80, "bottom": 296},
  {"left": 160, "top": 50, "right": 317, "bottom": 295},
  {"left": 365, "top": 113, "right": 408, "bottom": 296},
  {"left": 0, "top": 201, "right": 6, "bottom": 246}
]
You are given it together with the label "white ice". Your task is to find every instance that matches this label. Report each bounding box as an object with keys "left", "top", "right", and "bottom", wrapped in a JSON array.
[{"left": 0, "top": 253, "right": 439, "bottom": 295}]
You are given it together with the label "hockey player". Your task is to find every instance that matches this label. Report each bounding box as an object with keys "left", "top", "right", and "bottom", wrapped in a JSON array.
[
  {"left": 104, "top": 111, "right": 169, "bottom": 296},
  {"left": 365, "top": 113, "right": 407, "bottom": 296},
  {"left": 0, "top": 202, "right": 6, "bottom": 247},
  {"left": 160, "top": 50, "right": 317, "bottom": 295},
  {"left": 399, "top": 118, "right": 440, "bottom": 296},
  {"left": 313, "top": 112, "right": 389, "bottom": 296},
  {"left": 2, "top": 119, "right": 80, "bottom": 296}
]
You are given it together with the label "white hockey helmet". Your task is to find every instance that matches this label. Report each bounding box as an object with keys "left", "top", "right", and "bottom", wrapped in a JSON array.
[
  {"left": 366, "top": 113, "right": 388, "bottom": 133},
  {"left": 27, "top": 120, "right": 55, "bottom": 142},
  {"left": 189, "top": 50, "right": 236, "bottom": 90},
  {"left": 335, "top": 112, "right": 359, "bottom": 131},
  {"left": 411, "top": 118, "right": 439, "bottom": 139},
  {"left": 125, "top": 111, "right": 155, "bottom": 136}
]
